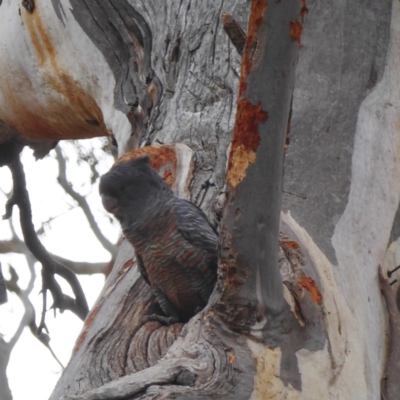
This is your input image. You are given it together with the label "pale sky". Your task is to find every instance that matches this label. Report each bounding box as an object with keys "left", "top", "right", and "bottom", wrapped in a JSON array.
[{"left": 0, "top": 139, "right": 118, "bottom": 400}]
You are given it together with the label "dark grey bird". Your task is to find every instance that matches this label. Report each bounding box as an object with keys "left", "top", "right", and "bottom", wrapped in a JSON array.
[{"left": 99, "top": 156, "right": 218, "bottom": 324}]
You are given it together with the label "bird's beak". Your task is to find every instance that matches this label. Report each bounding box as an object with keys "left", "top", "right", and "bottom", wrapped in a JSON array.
[{"left": 101, "top": 194, "right": 120, "bottom": 217}]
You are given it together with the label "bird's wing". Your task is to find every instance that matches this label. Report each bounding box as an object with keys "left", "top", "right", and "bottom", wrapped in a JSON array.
[
  {"left": 173, "top": 198, "right": 218, "bottom": 305},
  {"left": 173, "top": 198, "right": 218, "bottom": 254}
]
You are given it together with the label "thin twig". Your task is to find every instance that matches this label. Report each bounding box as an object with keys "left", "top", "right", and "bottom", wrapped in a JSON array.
[
  {"left": 5, "top": 264, "right": 64, "bottom": 369},
  {"left": 38, "top": 282, "right": 49, "bottom": 336},
  {"left": 8, "top": 219, "right": 37, "bottom": 293},
  {"left": 5, "top": 276, "right": 34, "bottom": 350},
  {"left": 55, "top": 146, "right": 117, "bottom": 256}
]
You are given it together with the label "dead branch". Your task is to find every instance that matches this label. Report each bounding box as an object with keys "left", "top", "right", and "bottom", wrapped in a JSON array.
[
  {"left": 4, "top": 156, "right": 89, "bottom": 321},
  {"left": 38, "top": 281, "right": 49, "bottom": 336},
  {"left": 222, "top": 12, "right": 246, "bottom": 56},
  {"left": 5, "top": 263, "right": 64, "bottom": 369},
  {"left": 52, "top": 255, "right": 109, "bottom": 275},
  {"left": 0, "top": 239, "right": 22, "bottom": 254},
  {"left": 0, "top": 239, "right": 109, "bottom": 275},
  {"left": 3, "top": 266, "right": 29, "bottom": 350}
]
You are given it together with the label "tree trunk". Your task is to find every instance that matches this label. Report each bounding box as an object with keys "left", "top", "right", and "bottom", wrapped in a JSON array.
[{"left": 0, "top": 0, "right": 398, "bottom": 399}]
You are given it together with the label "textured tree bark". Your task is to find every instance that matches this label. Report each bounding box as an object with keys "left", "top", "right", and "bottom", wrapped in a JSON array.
[{"left": 1, "top": 0, "right": 399, "bottom": 399}]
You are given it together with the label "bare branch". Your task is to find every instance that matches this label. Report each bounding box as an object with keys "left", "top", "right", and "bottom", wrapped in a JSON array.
[
  {"left": 55, "top": 146, "right": 117, "bottom": 256},
  {"left": 8, "top": 219, "right": 37, "bottom": 293},
  {"left": 5, "top": 264, "right": 64, "bottom": 369},
  {"left": 0, "top": 239, "right": 22, "bottom": 254},
  {"left": 5, "top": 266, "right": 36, "bottom": 350},
  {"left": 4, "top": 156, "right": 89, "bottom": 320},
  {"left": 0, "top": 239, "right": 109, "bottom": 275},
  {"left": 52, "top": 255, "right": 109, "bottom": 275},
  {"left": 37, "top": 283, "right": 49, "bottom": 336}
]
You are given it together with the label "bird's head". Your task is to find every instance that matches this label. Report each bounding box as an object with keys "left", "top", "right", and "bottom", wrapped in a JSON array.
[{"left": 99, "top": 156, "right": 172, "bottom": 224}]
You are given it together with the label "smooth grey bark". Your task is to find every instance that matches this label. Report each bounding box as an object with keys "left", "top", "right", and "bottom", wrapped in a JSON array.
[
  {"left": 283, "top": 0, "right": 393, "bottom": 263},
  {"left": 221, "top": 0, "right": 298, "bottom": 316}
]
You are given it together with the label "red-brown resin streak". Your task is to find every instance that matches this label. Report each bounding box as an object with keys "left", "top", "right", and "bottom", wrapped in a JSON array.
[
  {"left": 290, "top": 0, "right": 307, "bottom": 46},
  {"left": 239, "top": 0, "right": 268, "bottom": 96},
  {"left": 298, "top": 277, "right": 322, "bottom": 306},
  {"left": 227, "top": 0, "right": 268, "bottom": 188},
  {"left": 290, "top": 21, "right": 302, "bottom": 44}
]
